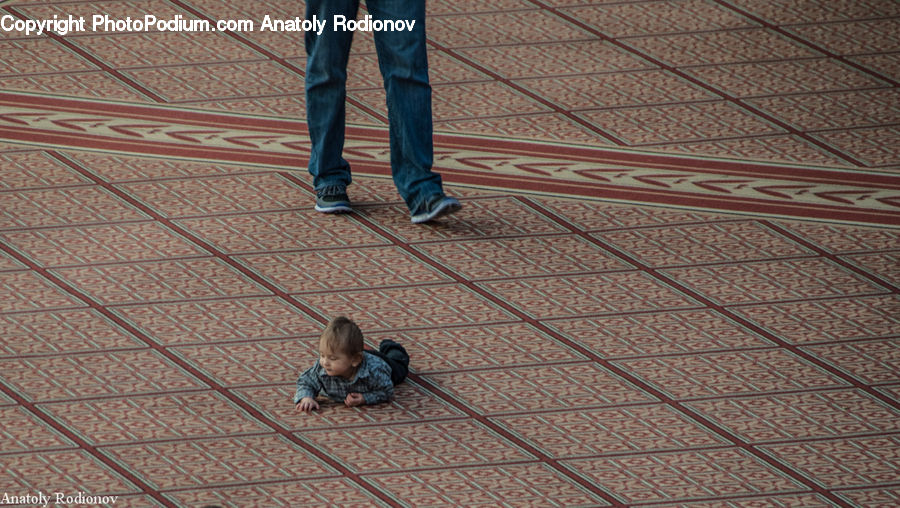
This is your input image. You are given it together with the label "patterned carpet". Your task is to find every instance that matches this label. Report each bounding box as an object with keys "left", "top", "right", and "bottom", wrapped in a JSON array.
[{"left": 1, "top": 0, "right": 898, "bottom": 506}]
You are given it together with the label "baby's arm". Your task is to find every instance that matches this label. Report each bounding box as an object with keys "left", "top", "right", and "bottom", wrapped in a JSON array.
[
  {"left": 349, "top": 360, "right": 394, "bottom": 406},
  {"left": 294, "top": 363, "right": 323, "bottom": 412}
]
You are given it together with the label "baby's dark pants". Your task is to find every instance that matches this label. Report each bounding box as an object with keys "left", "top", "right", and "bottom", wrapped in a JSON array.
[{"left": 365, "top": 339, "right": 410, "bottom": 386}]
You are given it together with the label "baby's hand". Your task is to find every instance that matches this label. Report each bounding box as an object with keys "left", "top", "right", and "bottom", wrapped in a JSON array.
[
  {"left": 296, "top": 397, "right": 320, "bottom": 413},
  {"left": 345, "top": 392, "right": 365, "bottom": 407}
]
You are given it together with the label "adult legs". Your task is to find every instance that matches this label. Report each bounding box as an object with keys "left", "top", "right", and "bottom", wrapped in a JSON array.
[
  {"left": 367, "top": 0, "right": 446, "bottom": 215},
  {"left": 304, "top": 0, "right": 359, "bottom": 192}
]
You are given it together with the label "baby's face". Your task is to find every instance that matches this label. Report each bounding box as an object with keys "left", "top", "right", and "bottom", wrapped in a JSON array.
[{"left": 318, "top": 345, "right": 359, "bottom": 379}]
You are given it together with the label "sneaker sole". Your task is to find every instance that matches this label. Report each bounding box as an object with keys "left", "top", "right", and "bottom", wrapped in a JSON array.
[
  {"left": 411, "top": 200, "right": 461, "bottom": 224},
  {"left": 315, "top": 204, "right": 352, "bottom": 214}
]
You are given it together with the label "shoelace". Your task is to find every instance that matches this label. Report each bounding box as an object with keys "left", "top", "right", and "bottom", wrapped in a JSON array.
[{"left": 318, "top": 184, "right": 346, "bottom": 198}]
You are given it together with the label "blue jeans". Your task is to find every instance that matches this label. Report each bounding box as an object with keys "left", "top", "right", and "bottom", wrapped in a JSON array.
[{"left": 305, "top": 0, "right": 445, "bottom": 214}]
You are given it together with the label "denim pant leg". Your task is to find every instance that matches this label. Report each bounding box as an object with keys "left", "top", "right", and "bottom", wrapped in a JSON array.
[
  {"left": 368, "top": 0, "right": 445, "bottom": 214},
  {"left": 304, "top": 0, "right": 359, "bottom": 191}
]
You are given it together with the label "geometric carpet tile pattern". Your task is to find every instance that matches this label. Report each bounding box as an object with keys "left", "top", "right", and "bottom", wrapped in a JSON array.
[
  {"left": 2, "top": 140, "right": 898, "bottom": 506},
  {"left": 1, "top": 91, "right": 899, "bottom": 227}
]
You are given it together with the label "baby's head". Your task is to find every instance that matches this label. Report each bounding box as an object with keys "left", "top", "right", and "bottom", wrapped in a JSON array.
[{"left": 318, "top": 316, "right": 364, "bottom": 379}]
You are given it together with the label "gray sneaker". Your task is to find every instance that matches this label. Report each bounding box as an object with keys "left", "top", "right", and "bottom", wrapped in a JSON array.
[
  {"left": 411, "top": 195, "right": 461, "bottom": 224},
  {"left": 315, "top": 185, "right": 351, "bottom": 213}
]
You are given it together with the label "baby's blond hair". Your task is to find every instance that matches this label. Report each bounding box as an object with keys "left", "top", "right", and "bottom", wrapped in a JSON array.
[{"left": 320, "top": 316, "right": 363, "bottom": 356}]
